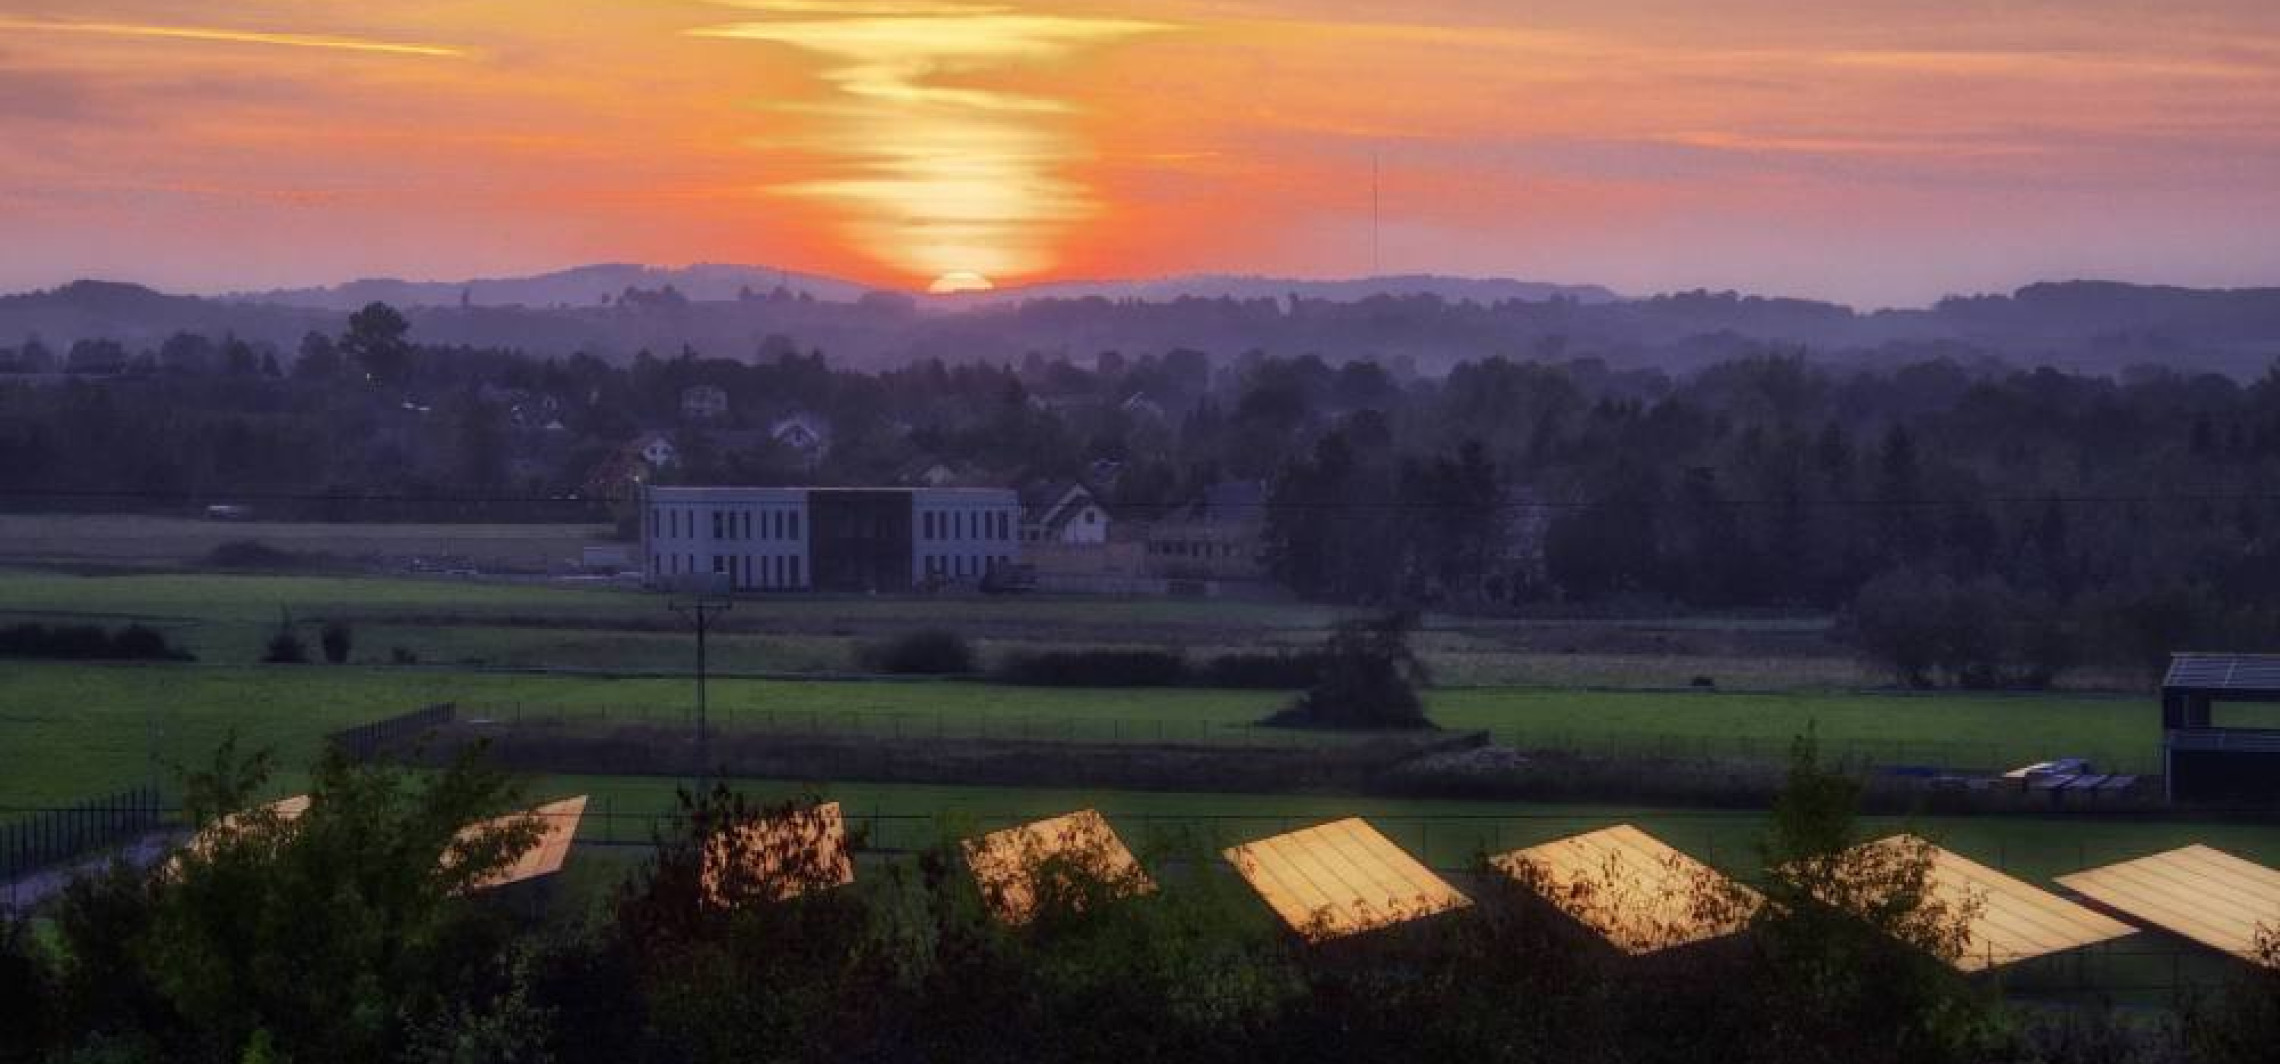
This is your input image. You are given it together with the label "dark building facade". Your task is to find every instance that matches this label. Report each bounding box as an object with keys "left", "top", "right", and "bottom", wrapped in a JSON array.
[{"left": 2162, "top": 653, "right": 2280, "bottom": 804}]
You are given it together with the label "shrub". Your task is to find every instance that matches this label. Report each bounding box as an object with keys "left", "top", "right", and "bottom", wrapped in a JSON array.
[
  {"left": 1264, "top": 612, "right": 1433, "bottom": 730},
  {"left": 996, "top": 649, "right": 1189, "bottom": 686},
  {"left": 1197, "top": 651, "right": 1326, "bottom": 689},
  {"left": 262, "top": 630, "right": 309, "bottom": 665},
  {"left": 204, "top": 539, "right": 304, "bottom": 570},
  {"left": 320, "top": 621, "right": 353, "bottom": 665},
  {"left": 390, "top": 646, "right": 420, "bottom": 666},
  {"left": 859, "top": 629, "right": 976, "bottom": 675},
  {"left": 0, "top": 622, "right": 193, "bottom": 661}
]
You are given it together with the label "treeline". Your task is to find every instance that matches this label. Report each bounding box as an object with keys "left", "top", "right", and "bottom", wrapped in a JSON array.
[
  {"left": 4, "top": 307, "right": 2278, "bottom": 676},
  {"left": 6, "top": 740, "right": 2275, "bottom": 1063},
  {"left": 0, "top": 622, "right": 193, "bottom": 662}
]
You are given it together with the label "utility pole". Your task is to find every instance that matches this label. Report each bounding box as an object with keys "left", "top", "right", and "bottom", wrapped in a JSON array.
[
  {"left": 1371, "top": 148, "right": 1381, "bottom": 278},
  {"left": 670, "top": 580, "right": 733, "bottom": 794}
]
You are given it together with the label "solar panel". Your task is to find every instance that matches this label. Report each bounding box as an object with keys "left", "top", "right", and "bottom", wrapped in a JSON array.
[
  {"left": 702, "top": 801, "right": 856, "bottom": 904},
  {"left": 462, "top": 795, "right": 587, "bottom": 892},
  {"left": 1492, "top": 824, "right": 1761, "bottom": 955},
  {"left": 2058, "top": 845, "right": 2280, "bottom": 967},
  {"left": 961, "top": 809, "right": 1153, "bottom": 924},
  {"left": 2165, "top": 653, "right": 2280, "bottom": 693},
  {"left": 1223, "top": 818, "right": 1470, "bottom": 942},
  {"left": 1846, "top": 835, "right": 2135, "bottom": 971},
  {"left": 174, "top": 794, "right": 311, "bottom": 868}
]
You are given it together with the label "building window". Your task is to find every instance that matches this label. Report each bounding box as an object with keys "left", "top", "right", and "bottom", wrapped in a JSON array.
[{"left": 789, "top": 511, "right": 801, "bottom": 540}]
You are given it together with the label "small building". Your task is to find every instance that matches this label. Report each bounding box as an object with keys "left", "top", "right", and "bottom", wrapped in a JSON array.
[
  {"left": 2161, "top": 653, "right": 2280, "bottom": 803},
  {"left": 631, "top": 433, "right": 679, "bottom": 471},
  {"left": 640, "top": 485, "right": 1021, "bottom": 593},
  {"left": 1021, "top": 480, "right": 1111, "bottom": 545},
  {"left": 1143, "top": 480, "right": 1267, "bottom": 581},
  {"left": 771, "top": 414, "right": 831, "bottom": 464},
  {"left": 680, "top": 384, "right": 730, "bottom": 422}
]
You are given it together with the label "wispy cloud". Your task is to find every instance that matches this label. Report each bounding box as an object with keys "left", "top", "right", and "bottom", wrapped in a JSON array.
[{"left": 0, "top": 17, "right": 466, "bottom": 58}]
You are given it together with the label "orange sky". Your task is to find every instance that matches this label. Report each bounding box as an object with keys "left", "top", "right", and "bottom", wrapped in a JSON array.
[{"left": 3, "top": 0, "right": 2278, "bottom": 305}]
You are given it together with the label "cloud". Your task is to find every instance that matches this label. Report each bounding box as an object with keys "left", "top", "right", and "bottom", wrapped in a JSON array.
[{"left": 0, "top": 17, "right": 466, "bottom": 58}]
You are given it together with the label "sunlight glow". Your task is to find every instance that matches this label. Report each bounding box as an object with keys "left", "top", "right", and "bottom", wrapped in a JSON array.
[{"left": 692, "top": 5, "right": 1170, "bottom": 285}]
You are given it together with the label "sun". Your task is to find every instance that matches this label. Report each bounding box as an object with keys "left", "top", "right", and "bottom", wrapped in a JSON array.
[{"left": 927, "top": 271, "right": 996, "bottom": 295}]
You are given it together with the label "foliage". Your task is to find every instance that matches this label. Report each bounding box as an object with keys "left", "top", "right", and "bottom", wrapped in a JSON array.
[
  {"left": 319, "top": 621, "right": 353, "bottom": 665},
  {"left": 858, "top": 628, "right": 976, "bottom": 675},
  {"left": 2184, "top": 928, "right": 2280, "bottom": 1064},
  {"left": 42, "top": 737, "right": 543, "bottom": 1064},
  {"left": 1849, "top": 568, "right": 2071, "bottom": 689},
  {"left": 1266, "top": 612, "right": 1432, "bottom": 729},
  {"left": 1749, "top": 730, "right": 2004, "bottom": 1063},
  {"left": 0, "top": 622, "right": 193, "bottom": 662}
]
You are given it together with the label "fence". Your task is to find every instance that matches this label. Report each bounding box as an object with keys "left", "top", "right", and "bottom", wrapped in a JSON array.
[
  {"left": 457, "top": 701, "right": 1382, "bottom": 749},
  {"left": 1, "top": 785, "right": 164, "bottom": 883},
  {"left": 330, "top": 702, "right": 458, "bottom": 760}
]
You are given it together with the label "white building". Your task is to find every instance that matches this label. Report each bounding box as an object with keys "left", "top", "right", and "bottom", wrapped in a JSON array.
[{"left": 642, "top": 485, "right": 1021, "bottom": 592}]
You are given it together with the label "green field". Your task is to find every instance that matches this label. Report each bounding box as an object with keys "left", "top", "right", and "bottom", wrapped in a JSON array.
[
  {"left": 0, "top": 568, "right": 1868, "bottom": 686},
  {"left": 0, "top": 661, "right": 2178, "bottom": 808}
]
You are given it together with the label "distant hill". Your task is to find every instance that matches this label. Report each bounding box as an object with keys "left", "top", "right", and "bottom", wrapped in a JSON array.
[
  {"left": 3, "top": 274, "right": 2276, "bottom": 378},
  {"left": 228, "top": 263, "right": 873, "bottom": 311},
  {"left": 939, "top": 273, "right": 1622, "bottom": 306}
]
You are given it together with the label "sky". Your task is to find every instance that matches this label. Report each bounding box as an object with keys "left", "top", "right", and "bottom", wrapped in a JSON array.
[{"left": 3, "top": 0, "right": 2279, "bottom": 306}]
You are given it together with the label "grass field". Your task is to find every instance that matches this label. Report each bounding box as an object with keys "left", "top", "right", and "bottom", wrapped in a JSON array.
[
  {"left": 0, "top": 568, "right": 1869, "bottom": 686},
  {"left": 0, "top": 661, "right": 2187, "bottom": 809},
  {"left": 0, "top": 515, "right": 615, "bottom": 571}
]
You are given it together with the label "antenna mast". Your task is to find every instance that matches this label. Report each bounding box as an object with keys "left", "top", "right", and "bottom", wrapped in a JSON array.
[{"left": 1371, "top": 149, "right": 1381, "bottom": 278}]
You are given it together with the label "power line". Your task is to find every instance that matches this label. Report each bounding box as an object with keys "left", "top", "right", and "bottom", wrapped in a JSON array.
[{"left": 4, "top": 486, "right": 2280, "bottom": 512}]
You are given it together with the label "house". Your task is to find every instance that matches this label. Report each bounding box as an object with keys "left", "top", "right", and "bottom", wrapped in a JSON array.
[
  {"left": 680, "top": 384, "right": 730, "bottom": 422},
  {"left": 771, "top": 413, "right": 831, "bottom": 465},
  {"left": 632, "top": 433, "right": 679, "bottom": 470},
  {"left": 1021, "top": 481, "right": 1111, "bottom": 546},
  {"left": 1143, "top": 480, "right": 1267, "bottom": 581},
  {"left": 896, "top": 456, "right": 966, "bottom": 488}
]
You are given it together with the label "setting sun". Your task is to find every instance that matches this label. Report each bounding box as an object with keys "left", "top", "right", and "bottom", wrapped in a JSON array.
[{"left": 927, "top": 270, "right": 996, "bottom": 294}]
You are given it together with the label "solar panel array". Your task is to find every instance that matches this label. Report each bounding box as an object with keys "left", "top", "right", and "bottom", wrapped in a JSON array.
[
  {"left": 2058, "top": 845, "right": 2280, "bottom": 967},
  {"left": 463, "top": 795, "right": 588, "bottom": 893},
  {"left": 962, "top": 809, "right": 1154, "bottom": 924},
  {"left": 1223, "top": 818, "right": 1470, "bottom": 942},
  {"left": 703, "top": 801, "right": 857, "bottom": 904},
  {"left": 1493, "top": 824, "right": 1762, "bottom": 955},
  {"left": 1850, "top": 835, "right": 2136, "bottom": 972}
]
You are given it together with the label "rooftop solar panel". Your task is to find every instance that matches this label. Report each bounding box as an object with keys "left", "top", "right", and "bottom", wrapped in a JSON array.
[
  {"left": 1848, "top": 835, "right": 2135, "bottom": 971},
  {"left": 1223, "top": 818, "right": 1470, "bottom": 942},
  {"left": 1492, "top": 824, "right": 1762, "bottom": 955},
  {"left": 702, "top": 801, "right": 856, "bottom": 904},
  {"left": 463, "top": 795, "right": 586, "bottom": 892},
  {"left": 2164, "top": 653, "right": 2280, "bottom": 693},
  {"left": 962, "top": 809, "right": 1154, "bottom": 924},
  {"left": 2058, "top": 845, "right": 2280, "bottom": 967}
]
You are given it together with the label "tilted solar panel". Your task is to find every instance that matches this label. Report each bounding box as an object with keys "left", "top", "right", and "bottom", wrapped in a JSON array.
[
  {"left": 1224, "top": 818, "right": 1470, "bottom": 942},
  {"left": 2059, "top": 845, "right": 2280, "bottom": 967}
]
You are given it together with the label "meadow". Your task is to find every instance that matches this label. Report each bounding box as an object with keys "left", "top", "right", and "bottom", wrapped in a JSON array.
[{"left": 0, "top": 661, "right": 2169, "bottom": 809}]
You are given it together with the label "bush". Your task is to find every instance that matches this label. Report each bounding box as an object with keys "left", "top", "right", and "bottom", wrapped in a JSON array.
[
  {"left": 320, "top": 621, "right": 353, "bottom": 665},
  {"left": 204, "top": 539, "right": 305, "bottom": 570},
  {"left": 859, "top": 629, "right": 976, "bottom": 675},
  {"left": 1849, "top": 569, "right": 2070, "bottom": 689},
  {"left": 262, "top": 630, "right": 309, "bottom": 665},
  {"left": 1264, "top": 612, "right": 1433, "bottom": 730},
  {"left": 390, "top": 646, "right": 420, "bottom": 666},
  {"left": 996, "top": 649, "right": 1189, "bottom": 686},
  {"left": 0, "top": 622, "right": 193, "bottom": 661},
  {"left": 1197, "top": 651, "right": 1326, "bottom": 689}
]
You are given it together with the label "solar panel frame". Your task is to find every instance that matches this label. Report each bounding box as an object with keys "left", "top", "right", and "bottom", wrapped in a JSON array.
[
  {"left": 1223, "top": 818, "right": 1470, "bottom": 942},
  {"left": 961, "top": 809, "right": 1154, "bottom": 924},
  {"left": 1849, "top": 835, "right": 2136, "bottom": 972},
  {"left": 1492, "top": 824, "right": 1762, "bottom": 955},
  {"left": 2058, "top": 845, "right": 2280, "bottom": 966}
]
